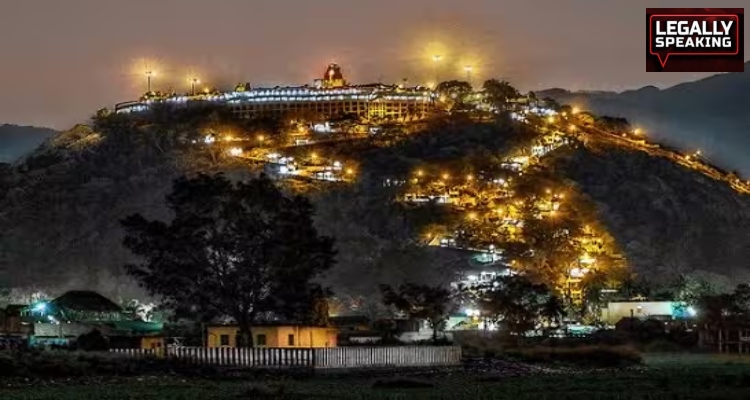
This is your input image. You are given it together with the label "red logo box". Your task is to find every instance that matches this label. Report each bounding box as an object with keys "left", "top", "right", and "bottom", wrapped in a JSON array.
[{"left": 647, "top": 8, "right": 744, "bottom": 72}]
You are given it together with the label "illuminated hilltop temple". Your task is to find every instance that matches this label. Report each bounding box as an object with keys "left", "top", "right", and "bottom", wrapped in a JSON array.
[{"left": 115, "top": 63, "right": 435, "bottom": 122}]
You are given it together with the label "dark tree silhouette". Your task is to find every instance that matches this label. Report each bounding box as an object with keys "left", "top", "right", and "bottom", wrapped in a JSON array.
[
  {"left": 121, "top": 173, "right": 336, "bottom": 346},
  {"left": 380, "top": 283, "right": 455, "bottom": 341},
  {"left": 482, "top": 79, "right": 520, "bottom": 109},
  {"left": 480, "top": 275, "right": 559, "bottom": 338},
  {"left": 435, "top": 80, "right": 473, "bottom": 111}
]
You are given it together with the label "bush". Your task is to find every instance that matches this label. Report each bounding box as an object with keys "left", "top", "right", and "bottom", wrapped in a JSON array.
[
  {"left": 0, "top": 350, "right": 198, "bottom": 380},
  {"left": 76, "top": 329, "right": 109, "bottom": 351}
]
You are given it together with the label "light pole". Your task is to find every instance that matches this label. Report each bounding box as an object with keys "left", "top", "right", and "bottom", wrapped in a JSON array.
[
  {"left": 432, "top": 54, "right": 442, "bottom": 86},
  {"left": 464, "top": 65, "right": 473, "bottom": 84},
  {"left": 189, "top": 77, "right": 200, "bottom": 96},
  {"left": 145, "top": 70, "right": 155, "bottom": 93}
]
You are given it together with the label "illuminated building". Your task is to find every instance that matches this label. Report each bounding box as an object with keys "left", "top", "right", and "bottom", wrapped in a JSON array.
[{"left": 115, "top": 63, "right": 436, "bottom": 122}]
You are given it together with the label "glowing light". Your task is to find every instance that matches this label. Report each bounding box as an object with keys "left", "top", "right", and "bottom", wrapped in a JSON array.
[
  {"left": 204, "top": 135, "right": 215, "bottom": 144},
  {"left": 345, "top": 168, "right": 354, "bottom": 175},
  {"left": 464, "top": 308, "right": 480, "bottom": 316},
  {"left": 466, "top": 174, "right": 473, "bottom": 181},
  {"left": 416, "top": 170, "right": 424, "bottom": 177},
  {"left": 464, "top": 65, "right": 473, "bottom": 72},
  {"left": 229, "top": 147, "right": 243, "bottom": 157},
  {"left": 467, "top": 212, "right": 478, "bottom": 220},
  {"left": 442, "top": 173, "right": 450, "bottom": 180},
  {"left": 572, "top": 107, "right": 580, "bottom": 114},
  {"left": 432, "top": 54, "right": 442, "bottom": 62},
  {"left": 257, "top": 135, "right": 265, "bottom": 143},
  {"left": 311, "top": 152, "right": 318, "bottom": 159}
]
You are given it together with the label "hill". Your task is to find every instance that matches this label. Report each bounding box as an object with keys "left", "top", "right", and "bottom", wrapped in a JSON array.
[
  {"left": 538, "top": 62, "right": 750, "bottom": 176},
  {"left": 0, "top": 105, "right": 747, "bottom": 304},
  {"left": 0, "top": 124, "right": 57, "bottom": 163}
]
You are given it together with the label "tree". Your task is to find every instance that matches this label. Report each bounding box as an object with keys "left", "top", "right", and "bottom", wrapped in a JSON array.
[
  {"left": 481, "top": 275, "right": 557, "bottom": 339},
  {"left": 435, "top": 80, "right": 473, "bottom": 111},
  {"left": 380, "top": 283, "right": 455, "bottom": 341},
  {"left": 482, "top": 79, "right": 520, "bottom": 109},
  {"left": 595, "top": 116, "right": 631, "bottom": 133},
  {"left": 542, "top": 97, "right": 562, "bottom": 111},
  {"left": 121, "top": 173, "right": 336, "bottom": 347}
]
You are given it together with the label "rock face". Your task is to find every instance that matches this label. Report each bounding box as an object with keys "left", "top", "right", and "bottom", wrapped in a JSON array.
[
  {"left": 552, "top": 143, "right": 750, "bottom": 285},
  {"left": 539, "top": 63, "right": 750, "bottom": 176}
]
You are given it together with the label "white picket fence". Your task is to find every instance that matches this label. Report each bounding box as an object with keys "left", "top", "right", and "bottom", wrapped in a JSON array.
[{"left": 110, "top": 346, "right": 462, "bottom": 369}]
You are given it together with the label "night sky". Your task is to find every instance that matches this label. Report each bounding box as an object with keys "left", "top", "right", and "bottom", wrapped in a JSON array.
[{"left": 1, "top": 0, "right": 747, "bottom": 129}]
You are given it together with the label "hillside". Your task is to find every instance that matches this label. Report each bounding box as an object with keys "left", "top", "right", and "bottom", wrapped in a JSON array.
[
  {"left": 550, "top": 143, "right": 750, "bottom": 288},
  {"left": 0, "top": 124, "right": 57, "bottom": 163},
  {"left": 538, "top": 62, "right": 750, "bottom": 176},
  {"left": 0, "top": 105, "right": 748, "bottom": 304}
]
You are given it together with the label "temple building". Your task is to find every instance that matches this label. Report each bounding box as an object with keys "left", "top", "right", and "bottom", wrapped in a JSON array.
[{"left": 115, "top": 63, "right": 436, "bottom": 122}]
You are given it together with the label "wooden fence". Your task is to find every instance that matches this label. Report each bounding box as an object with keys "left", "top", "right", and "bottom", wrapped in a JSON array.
[{"left": 110, "top": 346, "right": 461, "bottom": 369}]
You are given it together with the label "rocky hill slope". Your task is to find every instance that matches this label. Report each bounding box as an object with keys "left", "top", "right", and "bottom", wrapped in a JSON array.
[{"left": 0, "top": 107, "right": 747, "bottom": 300}]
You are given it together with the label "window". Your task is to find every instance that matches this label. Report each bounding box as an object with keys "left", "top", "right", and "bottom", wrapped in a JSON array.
[
  {"left": 220, "top": 334, "right": 230, "bottom": 347},
  {"left": 256, "top": 334, "right": 267, "bottom": 346},
  {"left": 288, "top": 334, "right": 295, "bottom": 346}
]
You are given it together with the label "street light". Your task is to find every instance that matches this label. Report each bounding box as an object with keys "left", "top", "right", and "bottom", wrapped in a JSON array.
[
  {"left": 188, "top": 77, "right": 200, "bottom": 96},
  {"left": 432, "top": 54, "right": 442, "bottom": 83},
  {"left": 257, "top": 135, "right": 265, "bottom": 146},
  {"left": 145, "top": 70, "right": 156, "bottom": 93},
  {"left": 464, "top": 65, "right": 473, "bottom": 83}
]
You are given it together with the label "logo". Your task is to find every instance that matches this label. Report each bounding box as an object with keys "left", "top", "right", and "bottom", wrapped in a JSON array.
[{"left": 647, "top": 8, "right": 744, "bottom": 72}]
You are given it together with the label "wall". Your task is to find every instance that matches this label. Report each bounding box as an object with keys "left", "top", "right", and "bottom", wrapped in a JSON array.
[
  {"left": 206, "top": 326, "right": 337, "bottom": 348},
  {"left": 33, "top": 322, "right": 111, "bottom": 338},
  {"left": 601, "top": 301, "right": 682, "bottom": 325}
]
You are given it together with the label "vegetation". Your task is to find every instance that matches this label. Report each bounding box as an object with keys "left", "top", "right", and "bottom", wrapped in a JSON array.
[
  {"left": 478, "top": 275, "right": 565, "bottom": 337},
  {"left": 0, "top": 76, "right": 748, "bottom": 326},
  {"left": 121, "top": 173, "right": 335, "bottom": 345},
  {"left": 380, "top": 283, "right": 455, "bottom": 341}
]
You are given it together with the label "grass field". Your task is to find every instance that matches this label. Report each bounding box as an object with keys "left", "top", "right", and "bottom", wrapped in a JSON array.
[{"left": 3, "top": 354, "right": 750, "bottom": 399}]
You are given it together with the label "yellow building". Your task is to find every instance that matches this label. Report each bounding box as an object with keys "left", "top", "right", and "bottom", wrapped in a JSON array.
[{"left": 206, "top": 325, "right": 338, "bottom": 348}]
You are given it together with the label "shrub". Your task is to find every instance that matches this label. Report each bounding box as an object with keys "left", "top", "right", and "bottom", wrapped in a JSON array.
[
  {"left": 0, "top": 350, "right": 198, "bottom": 380},
  {"left": 77, "top": 329, "right": 109, "bottom": 351}
]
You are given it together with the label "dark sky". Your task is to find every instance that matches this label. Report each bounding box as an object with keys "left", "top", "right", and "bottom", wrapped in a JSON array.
[{"left": 0, "top": 0, "right": 747, "bottom": 129}]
